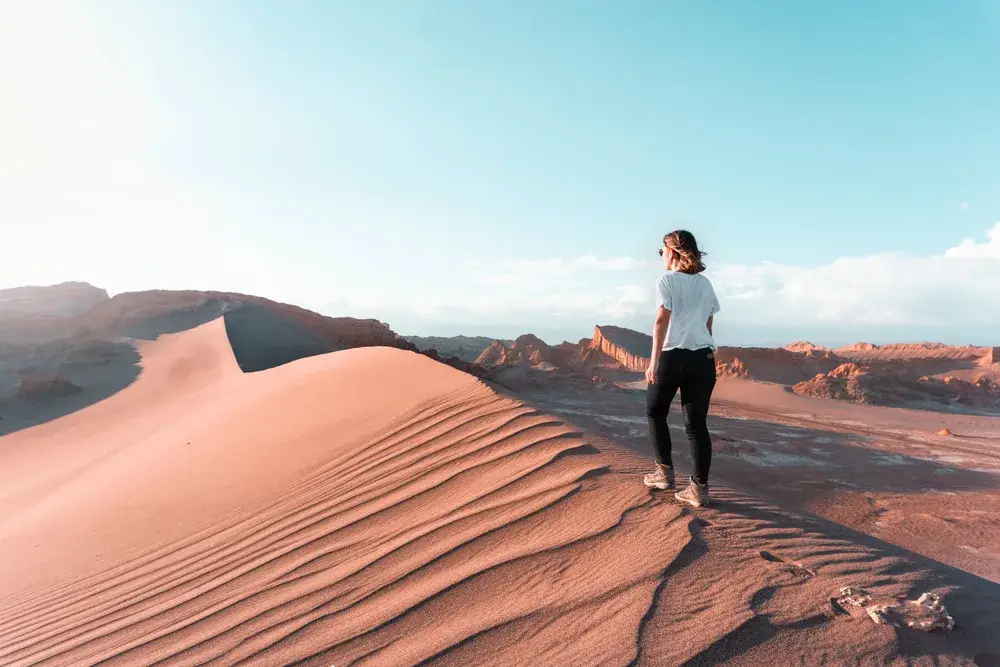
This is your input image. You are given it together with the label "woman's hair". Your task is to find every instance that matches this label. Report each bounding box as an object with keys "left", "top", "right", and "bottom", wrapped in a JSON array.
[{"left": 663, "top": 229, "right": 707, "bottom": 274}]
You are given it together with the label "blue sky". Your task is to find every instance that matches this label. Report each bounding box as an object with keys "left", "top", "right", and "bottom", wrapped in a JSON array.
[{"left": 2, "top": 1, "right": 999, "bottom": 344}]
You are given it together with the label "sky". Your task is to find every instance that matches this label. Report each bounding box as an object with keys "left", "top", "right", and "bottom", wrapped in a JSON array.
[{"left": 1, "top": 0, "right": 999, "bottom": 345}]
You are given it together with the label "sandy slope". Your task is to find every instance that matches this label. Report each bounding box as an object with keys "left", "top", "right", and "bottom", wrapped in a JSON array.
[{"left": 1, "top": 320, "right": 998, "bottom": 666}]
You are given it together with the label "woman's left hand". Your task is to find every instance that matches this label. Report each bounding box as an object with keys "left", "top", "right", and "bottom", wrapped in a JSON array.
[{"left": 645, "top": 364, "right": 657, "bottom": 384}]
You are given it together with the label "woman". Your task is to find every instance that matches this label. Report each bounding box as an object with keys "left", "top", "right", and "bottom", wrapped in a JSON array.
[{"left": 643, "top": 230, "right": 720, "bottom": 508}]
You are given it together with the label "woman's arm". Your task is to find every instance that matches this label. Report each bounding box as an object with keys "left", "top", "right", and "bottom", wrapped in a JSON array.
[{"left": 646, "top": 306, "right": 671, "bottom": 383}]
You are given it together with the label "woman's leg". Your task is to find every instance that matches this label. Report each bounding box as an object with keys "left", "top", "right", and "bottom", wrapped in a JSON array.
[
  {"left": 646, "top": 351, "right": 680, "bottom": 467},
  {"left": 679, "top": 352, "right": 718, "bottom": 486}
]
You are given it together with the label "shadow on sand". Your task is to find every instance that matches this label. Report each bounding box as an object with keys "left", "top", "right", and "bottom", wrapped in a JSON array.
[
  {"left": 222, "top": 303, "right": 340, "bottom": 373},
  {"left": 0, "top": 341, "right": 142, "bottom": 438},
  {"left": 0, "top": 301, "right": 350, "bottom": 438},
  {"left": 0, "top": 301, "right": 237, "bottom": 438}
]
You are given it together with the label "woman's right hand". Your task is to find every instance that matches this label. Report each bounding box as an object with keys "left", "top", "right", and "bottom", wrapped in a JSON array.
[{"left": 645, "top": 364, "right": 657, "bottom": 384}]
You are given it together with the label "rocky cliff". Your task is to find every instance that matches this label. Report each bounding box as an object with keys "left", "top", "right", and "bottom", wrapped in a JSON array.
[
  {"left": 475, "top": 341, "right": 509, "bottom": 369},
  {"left": 716, "top": 357, "right": 751, "bottom": 379},
  {"left": 713, "top": 346, "right": 841, "bottom": 385},
  {"left": 833, "top": 342, "right": 987, "bottom": 362},
  {"left": 474, "top": 334, "right": 554, "bottom": 369},
  {"left": 784, "top": 341, "right": 824, "bottom": 353},
  {"left": 591, "top": 325, "right": 651, "bottom": 372},
  {"left": 793, "top": 362, "right": 1000, "bottom": 410}
]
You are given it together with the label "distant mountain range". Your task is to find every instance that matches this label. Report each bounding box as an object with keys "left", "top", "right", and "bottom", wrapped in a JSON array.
[
  {"left": 410, "top": 328, "right": 1000, "bottom": 415},
  {"left": 2, "top": 282, "right": 997, "bottom": 417},
  {"left": 404, "top": 335, "right": 513, "bottom": 363}
]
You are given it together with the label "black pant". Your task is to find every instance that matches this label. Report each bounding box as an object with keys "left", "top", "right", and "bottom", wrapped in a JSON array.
[{"left": 645, "top": 347, "right": 717, "bottom": 486}]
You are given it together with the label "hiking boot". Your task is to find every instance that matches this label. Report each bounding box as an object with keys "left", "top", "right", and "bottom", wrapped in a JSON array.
[
  {"left": 675, "top": 477, "right": 709, "bottom": 508},
  {"left": 643, "top": 463, "right": 675, "bottom": 490}
]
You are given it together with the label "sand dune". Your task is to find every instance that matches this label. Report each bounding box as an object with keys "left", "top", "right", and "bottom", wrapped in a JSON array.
[
  {"left": 1, "top": 319, "right": 998, "bottom": 665},
  {"left": 0, "top": 290, "right": 481, "bottom": 438}
]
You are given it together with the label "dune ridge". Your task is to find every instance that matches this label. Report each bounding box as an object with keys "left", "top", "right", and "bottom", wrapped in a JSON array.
[
  {"left": 0, "top": 290, "right": 482, "bottom": 438},
  {"left": 1, "top": 319, "right": 998, "bottom": 665}
]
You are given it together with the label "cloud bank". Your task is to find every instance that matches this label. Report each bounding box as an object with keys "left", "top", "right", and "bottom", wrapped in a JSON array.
[
  {"left": 714, "top": 222, "right": 1000, "bottom": 327},
  {"left": 336, "top": 222, "right": 1000, "bottom": 343}
]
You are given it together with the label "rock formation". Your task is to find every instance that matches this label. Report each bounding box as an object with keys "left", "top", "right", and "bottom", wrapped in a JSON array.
[
  {"left": 499, "top": 335, "right": 554, "bottom": 367},
  {"left": 835, "top": 587, "right": 954, "bottom": 632},
  {"left": 386, "top": 328, "right": 1000, "bottom": 412},
  {"left": 794, "top": 362, "right": 1000, "bottom": 410},
  {"left": 475, "top": 335, "right": 559, "bottom": 369},
  {"left": 474, "top": 328, "right": 644, "bottom": 376},
  {"left": 714, "top": 347, "right": 841, "bottom": 385},
  {"left": 591, "top": 325, "right": 650, "bottom": 372},
  {"left": 834, "top": 342, "right": 986, "bottom": 362},
  {"left": 475, "top": 341, "right": 510, "bottom": 369},
  {"left": 784, "top": 341, "right": 824, "bottom": 353},
  {"left": 465, "top": 325, "right": 1000, "bottom": 412},
  {"left": 838, "top": 342, "right": 879, "bottom": 353},
  {"left": 793, "top": 363, "right": 874, "bottom": 403},
  {"left": 716, "top": 357, "right": 751, "bottom": 379}
]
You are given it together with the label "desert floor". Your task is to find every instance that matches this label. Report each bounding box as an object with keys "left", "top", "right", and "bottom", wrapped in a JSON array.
[{"left": 1, "top": 321, "right": 998, "bottom": 666}]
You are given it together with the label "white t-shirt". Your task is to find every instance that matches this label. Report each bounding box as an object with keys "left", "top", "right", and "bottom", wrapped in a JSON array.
[{"left": 654, "top": 271, "right": 721, "bottom": 351}]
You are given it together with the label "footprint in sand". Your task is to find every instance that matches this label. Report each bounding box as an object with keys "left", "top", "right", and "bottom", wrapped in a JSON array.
[{"left": 759, "top": 550, "right": 816, "bottom": 577}]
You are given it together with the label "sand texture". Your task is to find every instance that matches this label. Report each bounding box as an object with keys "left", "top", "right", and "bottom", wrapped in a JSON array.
[{"left": 1, "top": 319, "right": 999, "bottom": 666}]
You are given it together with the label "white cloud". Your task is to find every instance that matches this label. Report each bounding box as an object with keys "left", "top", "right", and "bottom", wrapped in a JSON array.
[
  {"left": 711, "top": 222, "right": 1000, "bottom": 326},
  {"left": 943, "top": 222, "right": 1000, "bottom": 259},
  {"left": 960, "top": 202, "right": 969, "bottom": 210},
  {"left": 332, "top": 223, "right": 1000, "bottom": 337}
]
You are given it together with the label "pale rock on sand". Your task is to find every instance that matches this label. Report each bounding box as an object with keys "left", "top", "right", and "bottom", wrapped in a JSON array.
[
  {"left": 836, "top": 586, "right": 872, "bottom": 608},
  {"left": 837, "top": 587, "right": 955, "bottom": 631}
]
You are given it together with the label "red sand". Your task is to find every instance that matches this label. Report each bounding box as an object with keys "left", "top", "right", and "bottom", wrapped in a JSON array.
[{"left": 1, "top": 320, "right": 998, "bottom": 665}]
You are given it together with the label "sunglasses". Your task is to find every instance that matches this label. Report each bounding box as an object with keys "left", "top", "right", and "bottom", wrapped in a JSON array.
[{"left": 658, "top": 247, "right": 667, "bottom": 257}]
